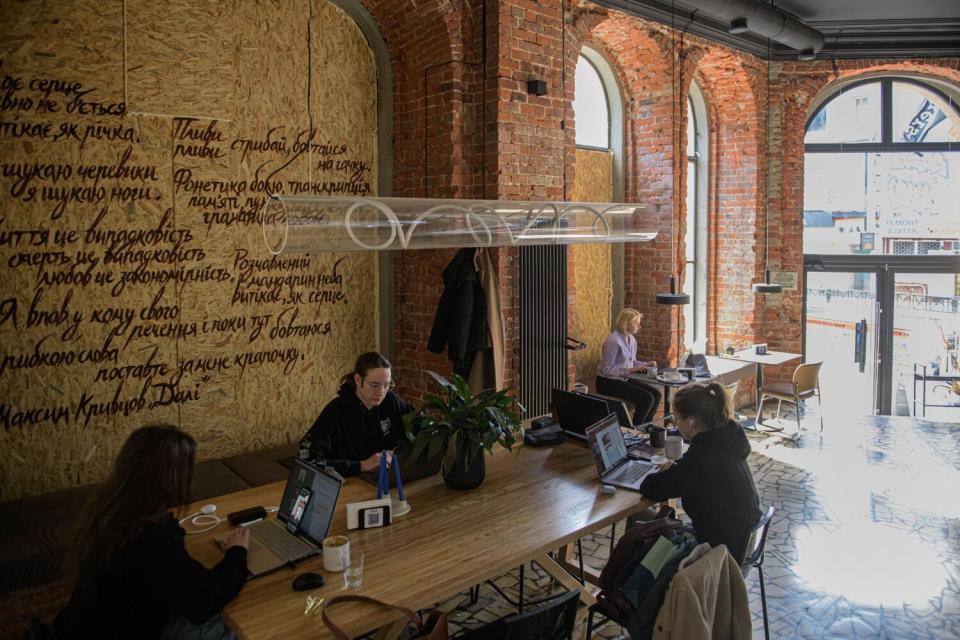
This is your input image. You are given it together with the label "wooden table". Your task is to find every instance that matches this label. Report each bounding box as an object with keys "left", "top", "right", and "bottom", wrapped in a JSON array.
[
  {"left": 718, "top": 349, "right": 802, "bottom": 426},
  {"left": 185, "top": 443, "right": 655, "bottom": 639}
]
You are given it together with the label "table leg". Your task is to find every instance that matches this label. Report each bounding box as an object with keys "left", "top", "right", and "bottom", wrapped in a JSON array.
[
  {"left": 535, "top": 553, "right": 597, "bottom": 606},
  {"left": 755, "top": 363, "right": 763, "bottom": 412},
  {"left": 663, "top": 385, "right": 673, "bottom": 415}
]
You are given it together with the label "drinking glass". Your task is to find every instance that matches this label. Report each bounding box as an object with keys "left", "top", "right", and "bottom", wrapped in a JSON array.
[{"left": 344, "top": 549, "right": 364, "bottom": 589}]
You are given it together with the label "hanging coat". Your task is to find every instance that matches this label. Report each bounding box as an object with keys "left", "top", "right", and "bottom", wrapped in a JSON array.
[{"left": 427, "top": 248, "right": 490, "bottom": 378}]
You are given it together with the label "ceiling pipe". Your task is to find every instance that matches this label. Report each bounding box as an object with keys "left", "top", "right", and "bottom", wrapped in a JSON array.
[{"left": 691, "top": 0, "right": 825, "bottom": 54}]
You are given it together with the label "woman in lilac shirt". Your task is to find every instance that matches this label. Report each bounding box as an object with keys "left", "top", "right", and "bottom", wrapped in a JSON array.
[{"left": 595, "top": 307, "right": 662, "bottom": 424}]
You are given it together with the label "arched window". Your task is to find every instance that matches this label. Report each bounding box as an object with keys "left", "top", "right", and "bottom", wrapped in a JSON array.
[
  {"left": 684, "top": 81, "right": 709, "bottom": 351},
  {"left": 574, "top": 55, "right": 610, "bottom": 149},
  {"left": 804, "top": 78, "right": 959, "bottom": 256}
]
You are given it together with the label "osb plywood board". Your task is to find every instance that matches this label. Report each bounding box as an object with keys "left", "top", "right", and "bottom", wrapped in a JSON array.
[
  {"left": 126, "top": 0, "right": 236, "bottom": 119},
  {"left": 571, "top": 148, "right": 613, "bottom": 382},
  {"left": 0, "top": 0, "right": 378, "bottom": 499}
]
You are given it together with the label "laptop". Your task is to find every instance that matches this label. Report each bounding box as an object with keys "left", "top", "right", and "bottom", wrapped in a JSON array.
[
  {"left": 552, "top": 388, "right": 620, "bottom": 441},
  {"left": 359, "top": 444, "right": 443, "bottom": 489},
  {"left": 242, "top": 458, "right": 343, "bottom": 577},
  {"left": 585, "top": 413, "right": 658, "bottom": 491}
]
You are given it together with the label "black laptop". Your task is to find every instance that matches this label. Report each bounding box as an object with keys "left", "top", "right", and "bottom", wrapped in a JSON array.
[{"left": 552, "top": 388, "right": 617, "bottom": 441}]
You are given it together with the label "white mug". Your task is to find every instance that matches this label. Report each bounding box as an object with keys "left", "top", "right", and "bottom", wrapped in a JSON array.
[
  {"left": 322, "top": 535, "right": 350, "bottom": 572},
  {"left": 665, "top": 435, "right": 683, "bottom": 460}
]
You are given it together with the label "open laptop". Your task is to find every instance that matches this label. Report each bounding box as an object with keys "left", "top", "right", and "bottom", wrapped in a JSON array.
[
  {"left": 552, "top": 388, "right": 621, "bottom": 441},
  {"left": 585, "top": 413, "right": 658, "bottom": 491},
  {"left": 359, "top": 444, "right": 443, "bottom": 489},
  {"left": 243, "top": 458, "right": 343, "bottom": 577}
]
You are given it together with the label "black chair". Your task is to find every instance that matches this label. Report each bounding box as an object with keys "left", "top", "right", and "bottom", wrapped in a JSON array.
[
  {"left": 742, "top": 506, "right": 775, "bottom": 640},
  {"left": 460, "top": 589, "right": 579, "bottom": 640}
]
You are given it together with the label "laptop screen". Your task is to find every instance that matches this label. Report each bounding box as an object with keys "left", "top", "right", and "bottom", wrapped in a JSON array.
[
  {"left": 277, "top": 458, "right": 343, "bottom": 545},
  {"left": 552, "top": 388, "right": 613, "bottom": 438},
  {"left": 585, "top": 413, "right": 628, "bottom": 476}
]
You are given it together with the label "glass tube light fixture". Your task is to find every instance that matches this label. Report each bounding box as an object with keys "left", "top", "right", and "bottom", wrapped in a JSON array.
[{"left": 261, "top": 195, "right": 657, "bottom": 254}]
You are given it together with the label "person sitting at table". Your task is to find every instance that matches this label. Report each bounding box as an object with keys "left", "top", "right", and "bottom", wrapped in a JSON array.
[
  {"left": 300, "top": 351, "right": 414, "bottom": 477},
  {"left": 639, "top": 382, "right": 762, "bottom": 564},
  {"left": 54, "top": 425, "right": 249, "bottom": 640},
  {"left": 596, "top": 307, "right": 662, "bottom": 425}
]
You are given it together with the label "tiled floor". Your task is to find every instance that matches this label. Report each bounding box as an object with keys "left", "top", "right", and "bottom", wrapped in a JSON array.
[{"left": 433, "top": 411, "right": 960, "bottom": 639}]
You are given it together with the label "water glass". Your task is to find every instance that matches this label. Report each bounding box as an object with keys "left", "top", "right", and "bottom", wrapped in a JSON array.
[{"left": 343, "top": 549, "right": 364, "bottom": 589}]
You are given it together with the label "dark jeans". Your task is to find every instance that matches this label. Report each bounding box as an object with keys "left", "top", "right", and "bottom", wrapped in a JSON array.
[
  {"left": 162, "top": 613, "right": 235, "bottom": 640},
  {"left": 595, "top": 376, "right": 662, "bottom": 424}
]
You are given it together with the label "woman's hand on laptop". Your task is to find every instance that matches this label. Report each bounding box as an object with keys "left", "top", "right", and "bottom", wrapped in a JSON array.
[
  {"left": 655, "top": 459, "right": 674, "bottom": 472},
  {"left": 225, "top": 527, "right": 250, "bottom": 551}
]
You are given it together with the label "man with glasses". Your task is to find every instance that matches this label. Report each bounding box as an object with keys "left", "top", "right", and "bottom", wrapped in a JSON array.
[{"left": 299, "top": 352, "right": 413, "bottom": 476}]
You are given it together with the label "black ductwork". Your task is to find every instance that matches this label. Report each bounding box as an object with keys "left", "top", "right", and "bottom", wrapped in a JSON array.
[{"left": 690, "top": 0, "right": 824, "bottom": 54}]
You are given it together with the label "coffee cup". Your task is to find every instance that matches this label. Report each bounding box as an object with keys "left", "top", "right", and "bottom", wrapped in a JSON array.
[
  {"left": 647, "top": 366, "right": 658, "bottom": 377},
  {"left": 662, "top": 371, "right": 682, "bottom": 381},
  {"left": 322, "top": 535, "right": 350, "bottom": 572},
  {"left": 648, "top": 425, "right": 666, "bottom": 448},
  {"left": 665, "top": 435, "right": 683, "bottom": 460}
]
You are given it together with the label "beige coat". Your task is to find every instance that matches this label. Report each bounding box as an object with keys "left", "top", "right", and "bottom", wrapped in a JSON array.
[{"left": 652, "top": 543, "right": 752, "bottom": 640}]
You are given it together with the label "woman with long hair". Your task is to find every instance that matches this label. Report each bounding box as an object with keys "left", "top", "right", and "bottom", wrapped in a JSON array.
[
  {"left": 299, "top": 351, "right": 413, "bottom": 476},
  {"left": 54, "top": 425, "right": 248, "bottom": 640},
  {"left": 638, "top": 382, "right": 761, "bottom": 564},
  {"left": 596, "top": 307, "right": 662, "bottom": 425}
]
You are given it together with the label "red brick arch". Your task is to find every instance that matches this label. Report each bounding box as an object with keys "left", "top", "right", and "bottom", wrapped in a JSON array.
[{"left": 692, "top": 49, "right": 766, "bottom": 352}]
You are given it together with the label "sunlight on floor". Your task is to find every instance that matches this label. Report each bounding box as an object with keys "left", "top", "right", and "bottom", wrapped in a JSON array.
[{"left": 794, "top": 520, "right": 949, "bottom": 607}]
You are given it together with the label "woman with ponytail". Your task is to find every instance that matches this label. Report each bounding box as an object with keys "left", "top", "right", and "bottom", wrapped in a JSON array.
[{"left": 638, "top": 382, "right": 761, "bottom": 564}]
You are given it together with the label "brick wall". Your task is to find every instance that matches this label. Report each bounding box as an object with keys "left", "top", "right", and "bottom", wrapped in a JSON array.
[{"left": 363, "top": 0, "right": 960, "bottom": 403}]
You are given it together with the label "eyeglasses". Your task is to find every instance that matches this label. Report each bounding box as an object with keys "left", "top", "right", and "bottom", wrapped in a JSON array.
[{"left": 363, "top": 379, "right": 395, "bottom": 392}]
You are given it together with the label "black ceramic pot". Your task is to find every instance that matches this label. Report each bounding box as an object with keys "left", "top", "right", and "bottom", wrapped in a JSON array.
[{"left": 443, "top": 445, "right": 486, "bottom": 490}]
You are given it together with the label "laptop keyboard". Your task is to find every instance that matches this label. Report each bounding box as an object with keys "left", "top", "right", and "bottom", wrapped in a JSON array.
[
  {"left": 249, "top": 520, "right": 316, "bottom": 562},
  {"left": 610, "top": 461, "right": 653, "bottom": 484}
]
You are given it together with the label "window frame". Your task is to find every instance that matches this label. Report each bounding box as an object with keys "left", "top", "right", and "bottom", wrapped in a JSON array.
[
  {"left": 805, "top": 77, "right": 959, "bottom": 154},
  {"left": 684, "top": 81, "right": 709, "bottom": 351},
  {"left": 573, "top": 54, "right": 612, "bottom": 151}
]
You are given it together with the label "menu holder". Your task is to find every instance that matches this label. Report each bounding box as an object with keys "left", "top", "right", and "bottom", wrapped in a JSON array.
[{"left": 376, "top": 450, "right": 411, "bottom": 517}]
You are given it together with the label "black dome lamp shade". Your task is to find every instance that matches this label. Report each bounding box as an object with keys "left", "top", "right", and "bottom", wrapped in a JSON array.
[
  {"left": 657, "top": 275, "right": 690, "bottom": 305},
  {"left": 656, "top": 0, "right": 691, "bottom": 307},
  {"left": 753, "top": 7, "right": 783, "bottom": 295}
]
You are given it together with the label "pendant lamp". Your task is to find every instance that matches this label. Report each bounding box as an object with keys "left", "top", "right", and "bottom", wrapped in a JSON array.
[
  {"left": 656, "top": 0, "right": 690, "bottom": 306},
  {"left": 753, "top": 9, "right": 783, "bottom": 295}
]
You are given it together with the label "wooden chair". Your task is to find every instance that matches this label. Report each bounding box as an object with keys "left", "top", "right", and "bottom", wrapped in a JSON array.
[
  {"left": 459, "top": 589, "right": 579, "bottom": 640},
  {"left": 742, "top": 506, "right": 776, "bottom": 640},
  {"left": 758, "top": 362, "right": 823, "bottom": 433}
]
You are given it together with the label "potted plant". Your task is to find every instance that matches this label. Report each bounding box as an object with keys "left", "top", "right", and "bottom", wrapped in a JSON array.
[{"left": 404, "top": 371, "right": 521, "bottom": 490}]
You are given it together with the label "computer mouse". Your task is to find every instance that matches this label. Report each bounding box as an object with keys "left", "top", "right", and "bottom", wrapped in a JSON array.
[{"left": 292, "top": 572, "right": 326, "bottom": 591}]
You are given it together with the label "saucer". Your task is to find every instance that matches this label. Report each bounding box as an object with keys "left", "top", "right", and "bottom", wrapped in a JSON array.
[{"left": 657, "top": 374, "right": 685, "bottom": 383}]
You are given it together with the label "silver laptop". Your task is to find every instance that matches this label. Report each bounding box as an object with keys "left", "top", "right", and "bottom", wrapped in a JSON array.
[
  {"left": 242, "top": 458, "right": 343, "bottom": 577},
  {"left": 585, "top": 414, "right": 658, "bottom": 491}
]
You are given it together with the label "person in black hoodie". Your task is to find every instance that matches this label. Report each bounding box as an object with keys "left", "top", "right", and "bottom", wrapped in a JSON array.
[
  {"left": 300, "top": 352, "right": 414, "bottom": 477},
  {"left": 638, "top": 382, "right": 762, "bottom": 564},
  {"left": 54, "top": 425, "right": 248, "bottom": 640}
]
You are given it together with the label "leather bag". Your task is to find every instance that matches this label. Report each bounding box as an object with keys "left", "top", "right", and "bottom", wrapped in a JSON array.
[{"left": 322, "top": 594, "right": 449, "bottom": 640}]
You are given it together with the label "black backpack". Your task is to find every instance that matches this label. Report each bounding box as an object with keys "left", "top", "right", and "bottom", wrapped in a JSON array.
[{"left": 596, "top": 507, "right": 687, "bottom": 622}]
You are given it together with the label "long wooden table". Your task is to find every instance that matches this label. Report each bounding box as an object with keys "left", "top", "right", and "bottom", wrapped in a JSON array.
[{"left": 185, "top": 442, "right": 655, "bottom": 639}]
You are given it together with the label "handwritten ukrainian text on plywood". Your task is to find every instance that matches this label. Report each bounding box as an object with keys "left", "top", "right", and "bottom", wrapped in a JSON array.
[{"left": 0, "top": 0, "right": 378, "bottom": 499}]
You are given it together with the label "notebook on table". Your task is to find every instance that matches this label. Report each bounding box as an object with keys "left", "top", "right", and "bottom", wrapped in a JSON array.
[
  {"left": 585, "top": 414, "right": 658, "bottom": 492},
  {"left": 237, "top": 458, "right": 343, "bottom": 577}
]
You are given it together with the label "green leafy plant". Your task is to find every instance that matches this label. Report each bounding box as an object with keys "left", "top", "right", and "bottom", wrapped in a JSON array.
[{"left": 403, "top": 371, "right": 521, "bottom": 469}]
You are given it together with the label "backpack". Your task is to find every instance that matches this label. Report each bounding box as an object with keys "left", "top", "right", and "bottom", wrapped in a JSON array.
[{"left": 596, "top": 506, "right": 686, "bottom": 621}]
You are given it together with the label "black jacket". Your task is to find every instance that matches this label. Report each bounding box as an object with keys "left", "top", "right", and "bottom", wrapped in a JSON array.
[
  {"left": 427, "top": 248, "right": 489, "bottom": 377},
  {"left": 53, "top": 516, "right": 247, "bottom": 640},
  {"left": 300, "top": 383, "right": 413, "bottom": 477},
  {"left": 638, "top": 420, "right": 761, "bottom": 564}
]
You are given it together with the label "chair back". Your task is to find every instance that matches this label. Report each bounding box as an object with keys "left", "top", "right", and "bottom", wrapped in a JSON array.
[
  {"left": 742, "top": 506, "right": 775, "bottom": 575},
  {"left": 460, "top": 590, "right": 579, "bottom": 640},
  {"left": 792, "top": 362, "right": 822, "bottom": 395}
]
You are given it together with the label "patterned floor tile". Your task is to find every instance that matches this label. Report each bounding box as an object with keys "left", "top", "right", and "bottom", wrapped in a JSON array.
[{"left": 428, "top": 413, "right": 959, "bottom": 639}]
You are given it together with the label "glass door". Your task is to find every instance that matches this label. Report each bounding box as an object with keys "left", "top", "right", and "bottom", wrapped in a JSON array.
[
  {"left": 892, "top": 272, "right": 960, "bottom": 420},
  {"left": 805, "top": 271, "right": 879, "bottom": 416}
]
